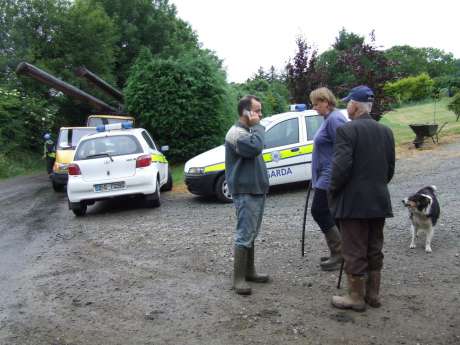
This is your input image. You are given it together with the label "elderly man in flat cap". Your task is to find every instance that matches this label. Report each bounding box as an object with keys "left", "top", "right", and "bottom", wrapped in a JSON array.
[{"left": 328, "top": 86, "right": 395, "bottom": 312}]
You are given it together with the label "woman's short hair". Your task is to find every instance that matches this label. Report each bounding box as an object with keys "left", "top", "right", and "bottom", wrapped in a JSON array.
[{"left": 309, "top": 87, "right": 337, "bottom": 108}]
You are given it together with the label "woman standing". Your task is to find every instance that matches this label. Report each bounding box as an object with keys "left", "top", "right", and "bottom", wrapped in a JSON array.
[{"left": 310, "top": 87, "right": 347, "bottom": 271}]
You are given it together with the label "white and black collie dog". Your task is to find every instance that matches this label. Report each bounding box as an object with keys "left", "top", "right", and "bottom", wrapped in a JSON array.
[{"left": 402, "top": 186, "right": 440, "bottom": 253}]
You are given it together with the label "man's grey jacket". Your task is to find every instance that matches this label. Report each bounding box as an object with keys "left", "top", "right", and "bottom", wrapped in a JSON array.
[
  {"left": 329, "top": 114, "right": 395, "bottom": 219},
  {"left": 225, "top": 122, "right": 269, "bottom": 195}
]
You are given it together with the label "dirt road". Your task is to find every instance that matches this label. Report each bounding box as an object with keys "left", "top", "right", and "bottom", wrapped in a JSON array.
[{"left": 0, "top": 141, "right": 459, "bottom": 345}]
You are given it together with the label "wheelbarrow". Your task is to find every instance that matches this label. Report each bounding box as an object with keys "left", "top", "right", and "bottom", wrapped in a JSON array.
[{"left": 409, "top": 122, "right": 447, "bottom": 148}]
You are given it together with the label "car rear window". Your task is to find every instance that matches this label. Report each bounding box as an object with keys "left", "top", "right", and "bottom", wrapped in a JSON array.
[{"left": 75, "top": 135, "right": 142, "bottom": 160}]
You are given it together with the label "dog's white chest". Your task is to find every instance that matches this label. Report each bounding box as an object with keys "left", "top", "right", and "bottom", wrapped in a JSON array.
[{"left": 411, "top": 213, "right": 432, "bottom": 229}]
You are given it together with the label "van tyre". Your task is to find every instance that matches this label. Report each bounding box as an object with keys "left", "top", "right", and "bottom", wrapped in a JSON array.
[
  {"left": 72, "top": 202, "right": 87, "bottom": 217},
  {"left": 52, "top": 180, "right": 64, "bottom": 192},
  {"left": 146, "top": 177, "right": 161, "bottom": 207},
  {"left": 161, "top": 169, "right": 173, "bottom": 191},
  {"left": 215, "top": 174, "right": 232, "bottom": 203}
]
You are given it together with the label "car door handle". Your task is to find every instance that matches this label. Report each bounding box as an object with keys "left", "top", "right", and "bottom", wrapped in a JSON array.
[{"left": 290, "top": 147, "right": 299, "bottom": 152}]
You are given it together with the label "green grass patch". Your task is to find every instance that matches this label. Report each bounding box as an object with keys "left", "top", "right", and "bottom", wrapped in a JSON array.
[
  {"left": 0, "top": 151, "right": 45, "bottom": 180},
  {"left": 170, "top": 163, "right": 184, "bottom": 186},
  {"left": 381, "top": 97, "right": 460, "bottom": 145}
]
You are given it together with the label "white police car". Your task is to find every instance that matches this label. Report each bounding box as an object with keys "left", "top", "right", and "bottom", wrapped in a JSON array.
[
  {"left": 67, "top": 123, "right": 172, "bottom": 216},
  {"left": 185, "top": 105, "right": 347, "bottom": 203}
]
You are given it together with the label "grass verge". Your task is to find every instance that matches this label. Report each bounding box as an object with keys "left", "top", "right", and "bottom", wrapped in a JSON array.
[
  {"left": 381, "top": 97, "right": 460, "bottom": 145},
  {"left": 0, "top": 151, "right": 44, "bottom": 180},
  {"left": 170, "top": 163, "right": 184, "bottom": 185}
]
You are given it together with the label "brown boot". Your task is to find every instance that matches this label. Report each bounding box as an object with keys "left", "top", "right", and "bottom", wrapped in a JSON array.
[
  {"left": 365, "top": 271, "right": 381, "bottom": 308},
  {"left": 246, "top": 243, "right": 269, "bottom": 283},
  {"left": 320, "top": 226, "right": 343, "bottom": 271},
  {"left": 233, "top": 246, "right": 251, "bottom": 295},
  {"left": 331, "top": 274, "right": 366, "bottom": 312}
]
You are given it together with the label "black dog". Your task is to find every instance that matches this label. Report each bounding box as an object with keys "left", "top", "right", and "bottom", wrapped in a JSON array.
[{"left": 402, "top": 186, "right": 440, "bottom": 253}]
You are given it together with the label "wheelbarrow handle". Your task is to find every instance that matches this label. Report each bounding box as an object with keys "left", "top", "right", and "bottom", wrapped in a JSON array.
[{"left": 436, "top": 122, "right": 448, "bottom": 135}]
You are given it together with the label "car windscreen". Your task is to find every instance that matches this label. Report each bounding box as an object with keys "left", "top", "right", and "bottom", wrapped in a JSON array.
[
  {"left": 57, "top": 128, "right": 97, "bottom": 150},
  {"left": 87, "top": 117, "right": 134, "bottom": 127},
  {"left": 74, "top": 135, "right": 142, "bottom": 160}
]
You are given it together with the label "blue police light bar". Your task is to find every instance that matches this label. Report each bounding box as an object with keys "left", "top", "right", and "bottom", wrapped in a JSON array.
[
  {"left": 289, "top": 104, "right": 306, "bottom": 111},
  {"left": 121, "top": 122, "right": 132, "bottom": 129},
  {"left": 96, "top": 121, "right": 132, "bottom": 132}
]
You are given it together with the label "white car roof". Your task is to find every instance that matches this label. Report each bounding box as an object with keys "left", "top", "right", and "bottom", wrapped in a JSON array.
[{"left": 80, "top": 128, "right": 144, "bottom": 141}]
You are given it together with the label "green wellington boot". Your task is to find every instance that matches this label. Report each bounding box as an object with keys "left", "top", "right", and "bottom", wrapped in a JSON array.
[
  {"left": 246, "top": 243, "right": 269, "bottom": 283},
  {"left": 320, "top": 225, "right": 343, "bottom": 271},
  {"left": 233, "top": 246, "right": 251, "bottom": 295}
]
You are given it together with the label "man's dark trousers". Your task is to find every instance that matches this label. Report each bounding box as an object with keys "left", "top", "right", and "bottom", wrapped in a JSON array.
[{"left": 339, "top": 218, "right": 385, "bottom": 276}]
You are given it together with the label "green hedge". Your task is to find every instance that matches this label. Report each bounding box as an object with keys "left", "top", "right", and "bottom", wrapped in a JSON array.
[
  {"left": 384, "top": 73, "right": 434, "bottom": 104},
  {"left": 125, "top": 49, "right": 233, "bottom": 162}
]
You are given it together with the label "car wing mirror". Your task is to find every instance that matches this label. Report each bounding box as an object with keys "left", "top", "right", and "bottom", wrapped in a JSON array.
[{"left": 160, "top": 145, "right": 169, "bottom": 152}]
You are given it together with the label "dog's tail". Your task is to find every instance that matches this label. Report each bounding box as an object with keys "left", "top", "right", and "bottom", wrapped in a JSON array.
[{"left": 429, "top": 185, "right": 437, "bottom": 193}]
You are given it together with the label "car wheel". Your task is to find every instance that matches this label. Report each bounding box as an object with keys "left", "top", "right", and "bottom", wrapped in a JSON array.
[
  {"left": 146, "top": 177, "right": 161, "bottom": 207},
  {"left": 161, "top": 169, "right": 173, "bottom": 192},
  {"left": 52, "top": 180, "right": 64, "bottom": 192},
  {"left": 72, "top": 202, "right": 87, "bottom": 217},
  {"left": 215, "top": 174, "right": 232, "bottom": 203}
]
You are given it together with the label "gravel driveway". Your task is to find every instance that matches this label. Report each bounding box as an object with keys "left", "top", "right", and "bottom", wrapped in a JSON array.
[{"left": 0, "top": 139, "right": 459, "bottom": 345}]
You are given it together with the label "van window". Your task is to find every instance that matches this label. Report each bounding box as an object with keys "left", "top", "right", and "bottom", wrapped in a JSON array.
[
  {"left": 265, "top": 118, "right": 299, "bottom": 149},
  {"left": 305, "top": 115, "right": 324, "bottom": 141},
  {"left": 87, "top": 117, "right": 134, "bottom": 127},
  {"left": 57, "top": 128, "right": 97, "bottom": 150}
]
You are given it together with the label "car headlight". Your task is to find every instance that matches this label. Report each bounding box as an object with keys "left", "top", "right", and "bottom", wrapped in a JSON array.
[{"left": 188, "top": 167, "right": 205, "bottom": 174}]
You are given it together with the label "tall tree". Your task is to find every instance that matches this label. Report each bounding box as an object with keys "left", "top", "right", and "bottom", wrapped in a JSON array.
[
  {"left": 333, "top": 28, "right": 364, "bottom": 51},
  {"left": 315, "top": 30, "right": 396, "bottom": 120},
  {"left": 90, "top": 0, "right": 199, "bottom": 87},
  {"left": 335, "top": 31, "right": 397, "bottom": 119},
  {"left": 385, "top": 45, "right": 457, "bottom": 79},
  {"left": 2, "top": 0, "right": 119, "bottom": 127},
  {"left": 286, "top": 37, "right": 324, "bottom": 105}
]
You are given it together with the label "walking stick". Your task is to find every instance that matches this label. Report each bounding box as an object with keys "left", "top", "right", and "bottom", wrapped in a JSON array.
[
  {"left": 301, "top": 181, "right": 312, "bottom": 257},
  {"left": 337, "top": 259, "right": 344, "bottom": 289},
  {"left": 335, "top": 220, "right": 344, "bottom": 289}
]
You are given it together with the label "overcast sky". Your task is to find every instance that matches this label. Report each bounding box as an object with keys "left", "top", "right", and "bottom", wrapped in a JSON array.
[{"left": 171, "top": 0, "right": 459, "bottom": 83}]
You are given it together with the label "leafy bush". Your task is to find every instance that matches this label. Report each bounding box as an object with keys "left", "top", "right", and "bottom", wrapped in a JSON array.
[
  {"left": 384, "top": 73, "right": 434, "bottom": 104},
  {"left": 125, "top": 49, "right": 233, "bottom": 162},
  {"left": 447, "top": 93, "right": 460, "bottom": 121},
  {"left": 0, "top": 86, "right": 57, "bottom": 155},
  {"left": 230, "top": 70, "right": 290, "bottom": 116},
  {"left": 433, "top": 75, "right": 460, "bottom": 97}
]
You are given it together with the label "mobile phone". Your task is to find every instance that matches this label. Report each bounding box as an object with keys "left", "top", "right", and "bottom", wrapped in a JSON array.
[{"left": 243, "top": 109, "right": 251, "bottom": 117}]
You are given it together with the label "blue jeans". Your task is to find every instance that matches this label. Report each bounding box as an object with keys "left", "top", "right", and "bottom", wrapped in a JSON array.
[{"left": 232, "top": 194, "right": 266, "bottom": 249}]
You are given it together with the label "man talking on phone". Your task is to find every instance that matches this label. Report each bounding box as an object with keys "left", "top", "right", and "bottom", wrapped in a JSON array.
[{"left": 225, "top": 95, "right": 270, "bottom": 295}]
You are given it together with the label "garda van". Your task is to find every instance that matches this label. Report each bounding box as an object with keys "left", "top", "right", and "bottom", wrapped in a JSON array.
[
  {"left": 86, "top": 114, "right": 135, "bottom": 127},
  {"left": 52, "top": 126, "right": 97, "bottom": 191},
  {"left": 184, "top": 105, "right": 347, "bottom": 203}
]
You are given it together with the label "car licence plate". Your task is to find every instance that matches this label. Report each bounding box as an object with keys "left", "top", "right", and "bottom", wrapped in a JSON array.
[{"left": 94, "top": 181, "right": 126, "bottom": 192}]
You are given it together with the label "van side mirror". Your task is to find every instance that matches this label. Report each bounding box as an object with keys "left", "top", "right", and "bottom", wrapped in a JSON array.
[{"left": 160, "top": 145, "right": 169, "bottom": 152}]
